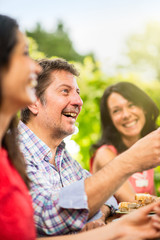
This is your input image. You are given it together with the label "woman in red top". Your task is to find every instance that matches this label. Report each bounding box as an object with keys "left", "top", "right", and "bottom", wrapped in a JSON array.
[
  {"left": 90, "top": 82, "right": 159, "bottom": 202},
  {"left": 0, "top": 14, "right": 41, "bottom": 239},
  {"left": 1, "top": 14, "right": 160, "bottom": 240}
]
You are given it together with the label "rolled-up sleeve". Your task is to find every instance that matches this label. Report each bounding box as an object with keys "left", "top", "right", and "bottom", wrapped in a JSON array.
[
  {"left": 105, "top": 195, "right": 118, "bottom": 209},
  {"left": 59, "top": 179, "right": 102, "bottom": 222},
  {"left": 59, "top": 179, "right": 88, "bottom": 209}
]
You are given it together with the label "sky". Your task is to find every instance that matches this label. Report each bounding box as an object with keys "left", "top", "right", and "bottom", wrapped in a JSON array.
[{"left": 1, "top": 0, "right": 160, "bottom": 72}]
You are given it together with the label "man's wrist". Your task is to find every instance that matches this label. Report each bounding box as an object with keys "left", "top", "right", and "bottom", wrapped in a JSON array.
[{"left": 107, "top": 205, "right": 116, "bottom": 216}]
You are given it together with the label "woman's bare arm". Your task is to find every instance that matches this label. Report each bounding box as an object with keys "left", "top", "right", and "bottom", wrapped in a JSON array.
[
  {"left": 38, "top": 201, "right": 160, "bottom": 240},
  {"left": 93, "top": 146, "right": 135, "bottom": 202}
]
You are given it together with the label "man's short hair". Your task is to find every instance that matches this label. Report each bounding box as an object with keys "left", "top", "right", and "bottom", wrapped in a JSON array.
[{"left": 21, "top": 58, "right": 79, "bottom": 124}]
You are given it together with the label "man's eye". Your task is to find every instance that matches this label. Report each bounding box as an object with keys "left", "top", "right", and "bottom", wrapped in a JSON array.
[{"left": 62, "top": 89, "right": 69, "bottom": 93}]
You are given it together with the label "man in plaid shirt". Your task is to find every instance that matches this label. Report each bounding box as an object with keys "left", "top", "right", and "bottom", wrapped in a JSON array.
[
  {"left": 19, "top": 58, "right": 160, "bottom": 237},
  {"left": 19, "top": 58, "right": 117, "bottom": 236}
]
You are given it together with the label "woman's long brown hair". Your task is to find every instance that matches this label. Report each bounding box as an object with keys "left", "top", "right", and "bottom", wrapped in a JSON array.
[{"left": 0, "top": 15, "right": 30, "bottom": 188}]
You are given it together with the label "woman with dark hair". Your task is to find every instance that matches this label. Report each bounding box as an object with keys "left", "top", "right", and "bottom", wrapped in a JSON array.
[
  {"left": 1, "top": 14, "right": 160, "bottom": 240},
  {"left": 90, "top": 82, "right": 159, "bottom": 201},
  {"left": 0, "top": 14, "right": 41, "bottom": 239}
]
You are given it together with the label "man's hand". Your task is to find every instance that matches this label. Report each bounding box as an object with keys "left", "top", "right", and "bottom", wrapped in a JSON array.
[
  {"left": 80, "top": 218, "right": 105, "bottom": 232},
  {"left": 126, "top": 128, "right": 160, "bottom": 173},
  {"left": 100, "top": 204, "right": 112, "bottom": 222},
  {"left": 81, "top": 205, "right": 111, "bottom": 232}
]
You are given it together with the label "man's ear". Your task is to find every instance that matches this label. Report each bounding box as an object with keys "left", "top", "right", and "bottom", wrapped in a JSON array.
[{"left": 28, "top": 99, "right": 40, "bottom": 115}]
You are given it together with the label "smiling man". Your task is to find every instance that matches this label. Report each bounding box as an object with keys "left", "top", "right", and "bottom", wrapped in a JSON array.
[
  {"left": 18, "top": 58, "right": 160, "bottom": 237},
  {"left": 18, "top": 58, "right": 117, "bottom": 236}
]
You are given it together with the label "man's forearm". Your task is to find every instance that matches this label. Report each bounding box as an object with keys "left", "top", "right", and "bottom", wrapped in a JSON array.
[{"left": 85, "top": 149, "right": 134, "bottom": 218}]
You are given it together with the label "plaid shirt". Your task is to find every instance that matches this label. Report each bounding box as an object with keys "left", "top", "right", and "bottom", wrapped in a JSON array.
[{"left": 18, "top": 121, "right": 96, "bottom": 236}]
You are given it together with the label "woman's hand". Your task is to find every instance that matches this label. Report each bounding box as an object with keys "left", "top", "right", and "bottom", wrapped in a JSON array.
[{"left": 117, "top": 201, "right": 160, "bottom": 240}]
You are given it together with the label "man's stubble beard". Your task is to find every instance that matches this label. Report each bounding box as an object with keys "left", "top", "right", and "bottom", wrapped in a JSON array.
[{"left": 50, "top": 125, "right": 75, "bottom": 141}]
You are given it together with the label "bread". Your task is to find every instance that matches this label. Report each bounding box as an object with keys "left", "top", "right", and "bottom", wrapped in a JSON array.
[
  {"left": 135, "top": 193, "right": 156, "bottom": 206},
  {"left": 118, "top": 193, "right": 158, "bottom": 212},
  {"left": 118, "top": 202, "right": 140, "bottom": 212}
]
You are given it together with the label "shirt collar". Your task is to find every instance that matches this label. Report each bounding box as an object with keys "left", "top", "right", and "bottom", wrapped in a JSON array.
[{"left": 18, "top": 121, "right": 65, "bottom": 162}]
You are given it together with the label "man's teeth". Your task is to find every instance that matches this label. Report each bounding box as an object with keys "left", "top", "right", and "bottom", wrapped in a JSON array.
[
  {"left": 64, "top": 113, "right": 77, "bottom": 117},
  {"left": 124, "top": 120, "right": 137, "bottom": 128}
]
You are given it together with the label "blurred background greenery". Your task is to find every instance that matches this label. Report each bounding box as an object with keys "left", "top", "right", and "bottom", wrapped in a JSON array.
[{"left": 27, "top": 21, "right": 160, "bottom": 195}]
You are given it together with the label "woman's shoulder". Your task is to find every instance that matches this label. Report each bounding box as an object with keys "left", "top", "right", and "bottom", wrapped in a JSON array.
[
  {"left": 97, "top": 144, "right": 118, "bottom": 155},
  {"left": 94, "top": 144, "right": 118, "bottom": 163},
  {"left": 91, "top": 144, "right": 118, "bottom": 172},
  {"left": 90, "top": 144, "right": 118, "bottom": 172}
]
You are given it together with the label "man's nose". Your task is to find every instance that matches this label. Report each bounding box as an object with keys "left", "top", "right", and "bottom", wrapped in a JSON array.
[{"left": 71, "top": 92, "right": 83, "bottom": 107}]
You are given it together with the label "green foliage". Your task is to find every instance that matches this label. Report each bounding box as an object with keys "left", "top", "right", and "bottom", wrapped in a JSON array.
[
  {"left": 27, "top": 37, "right": 46, "bottom": 59},
  {"left": 26, "top": 21, "right": 95, "bottom": 63},
  {"left": 154, "top": 167, "right": 160, "bottom": 196},
  {"left": 122, "top": 22, "right": 160, "bottom": 81}
]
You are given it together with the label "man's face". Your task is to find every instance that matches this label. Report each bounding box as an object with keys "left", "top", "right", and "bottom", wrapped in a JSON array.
[{"left": 37, "top": 70, "right": 83, "bottom": 139}]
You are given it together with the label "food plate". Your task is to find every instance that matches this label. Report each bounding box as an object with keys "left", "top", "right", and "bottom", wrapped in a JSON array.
[
  {"left": 116, "top": 210, "right": 129, "bottom": 214},
  {"left": 116, "top": 210, "right": 155, "bottom": 214}
]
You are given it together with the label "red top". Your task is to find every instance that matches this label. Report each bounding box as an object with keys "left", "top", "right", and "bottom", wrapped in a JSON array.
[
  {"left": 90, "top": 144, "right": 155, "bottom": 194},
  {"left": 0, "top": 148, "right": 36, "bottom": 240},
  {"left": 90, "top": 145, "right": 117, "bottom": 174},
  {"left": 129, "top": 170, "right": 154, "bottom": 195}
]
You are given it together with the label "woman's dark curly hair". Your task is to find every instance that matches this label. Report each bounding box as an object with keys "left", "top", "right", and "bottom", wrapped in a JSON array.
[
  {"left": 91, "top": 82, "right": 159, "bottom": 154},
  {"left": 0, "top": 14, "right": 30, "bottom": 188}
]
